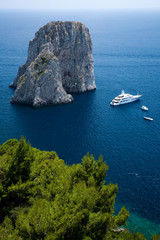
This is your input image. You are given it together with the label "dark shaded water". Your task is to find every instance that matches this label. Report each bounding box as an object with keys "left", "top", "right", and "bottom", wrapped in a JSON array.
[{"left": 0, "top": 10, "right": 160, "bottom": 238}]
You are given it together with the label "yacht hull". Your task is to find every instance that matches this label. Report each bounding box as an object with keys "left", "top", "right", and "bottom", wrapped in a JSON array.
[{"left": 110, "top": 95, "right": 142, "bottom": 106}]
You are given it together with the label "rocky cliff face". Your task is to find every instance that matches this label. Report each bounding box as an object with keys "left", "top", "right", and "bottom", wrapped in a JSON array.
[{"left": 10, "top": 21, "right": 96, "bottom": 107}]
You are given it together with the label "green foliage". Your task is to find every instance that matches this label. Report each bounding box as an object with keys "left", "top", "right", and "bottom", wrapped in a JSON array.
[
  {"left": 34, "top": 57, "right": 48, "bottom": 71},
  {"left": 0, "top": 138, "right": 156, "bottom": 239},
  {"left": 0, "top": 138, "right": 18, "bottom": 156},
  {"left": 115, "top": 206, "right": 129, "bottom": 226},
  {"left": 152, "top": 234, "right": 160, "bottom": 240},
  {"left": 38, "top": 70, "right": 45, "bottom": 76},
  {"left": 34, "top": 63, "right": 38, "bottom": 70},
  {"left": 4, "top": 136, "right": 34, "bottom": 186},
  {"left": 0, "top": 217, "right": 20, "bottom": 240},
  {"left": 41, "top": 57, "right": 48, "bottom": 65},
  {"left": 105, "top": 231, "right": 146, "bottom": 240}
]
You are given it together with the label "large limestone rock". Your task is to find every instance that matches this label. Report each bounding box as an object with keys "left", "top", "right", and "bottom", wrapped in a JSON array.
[{"left": 10, "top": 21, "right": 96, "bottom": 107}]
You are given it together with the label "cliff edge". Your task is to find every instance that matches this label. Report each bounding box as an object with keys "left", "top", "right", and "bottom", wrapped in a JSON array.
[{"left": 10, "top": 21, "right": 96, "bottom": 107}]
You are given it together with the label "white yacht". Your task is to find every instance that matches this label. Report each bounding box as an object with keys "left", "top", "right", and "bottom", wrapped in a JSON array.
[{"left": 110, "top": 90, "right": 142, "bottom": 106}]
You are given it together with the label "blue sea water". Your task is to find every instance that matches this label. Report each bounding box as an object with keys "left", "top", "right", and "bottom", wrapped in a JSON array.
[{"left": 0, "top": 9, "right": 160, "bottom": 239}]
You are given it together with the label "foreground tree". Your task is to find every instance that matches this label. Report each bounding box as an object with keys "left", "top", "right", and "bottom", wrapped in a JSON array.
[
  {"left": 0, "top": 138, "right": 150, "bottom": 239},
  {"left": 152, "top": 234, "right": 160, "bottom": 240}
]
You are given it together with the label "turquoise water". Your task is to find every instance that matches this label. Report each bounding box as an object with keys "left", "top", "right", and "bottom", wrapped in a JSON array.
[{"left": 0, "top": 10, "right": 160, "bottom": 239}]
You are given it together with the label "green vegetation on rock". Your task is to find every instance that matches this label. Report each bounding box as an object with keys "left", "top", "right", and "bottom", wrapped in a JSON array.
[
  {"left": 38, "top": 70, "right": 45, "bottom": 77},
  {"left": 34, "top": 63, "right": 39, "bottom": 70},
  {"left": 0, "top": 137, "right": 157, "bottom": 239},
  {"left": 41, "top": 57, "right": 48, "bottom": 65}
]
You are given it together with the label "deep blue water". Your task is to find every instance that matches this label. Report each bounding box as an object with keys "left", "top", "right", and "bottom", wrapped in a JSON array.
[{"left": 0, "top": 10, "right": 160, "bottom": 238}]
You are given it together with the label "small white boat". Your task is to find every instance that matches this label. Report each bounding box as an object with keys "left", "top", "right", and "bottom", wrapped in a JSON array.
[
  {"left": 110, "top": 90, "right": 142, "bottom": 106},
  {"left": 141, "top": 105, "right": 148, "bottom": 111},
  {"left": 144, "top": 117, "right": 153, "bottom": 121}
]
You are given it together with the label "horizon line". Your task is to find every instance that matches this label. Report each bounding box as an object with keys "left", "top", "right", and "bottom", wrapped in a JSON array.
[{"left": 1, "top": 7, "right": 160, "bottom": 11}]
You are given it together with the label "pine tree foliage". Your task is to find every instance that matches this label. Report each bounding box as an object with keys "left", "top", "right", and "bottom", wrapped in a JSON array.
[
  {"left": 151, "top": 234, "right": 160, "bottom": 240},
  {"left": 0, "top": 138, "right": 154, "bottom": 239}
]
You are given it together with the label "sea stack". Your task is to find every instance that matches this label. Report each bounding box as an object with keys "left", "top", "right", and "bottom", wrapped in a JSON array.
[{"left": 10, "top": 21, "right": 96, "bottom": 107}]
